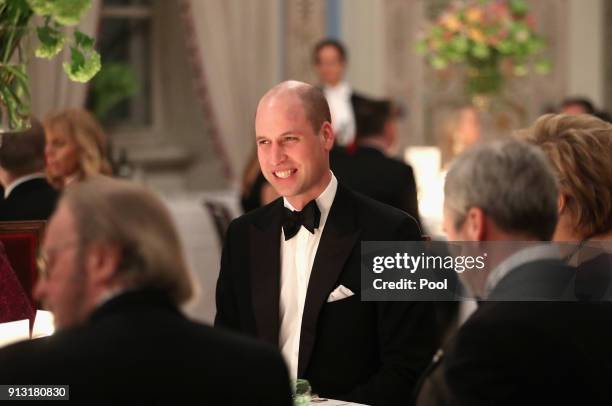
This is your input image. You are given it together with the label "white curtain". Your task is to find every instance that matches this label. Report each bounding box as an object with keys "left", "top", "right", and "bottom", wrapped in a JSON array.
[
  {"left": 28, "top": 0, "right": 102, "bottom": 118},
  {"left": 183, "top": 0, "right": 281, "bottom": 184}
]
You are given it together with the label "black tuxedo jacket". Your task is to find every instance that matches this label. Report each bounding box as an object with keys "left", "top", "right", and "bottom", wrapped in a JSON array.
[
  {"left": 216, "top": 183, "right": 437, "bottom": 405},
  {"left": 0, "top": 290, "right": 292, "bottom": 404},
  {"left": 440, "top": 259, "right": 612, "bottom": 405},
  {"left": 331, "top": 145, "right": 420, "bottom": 225},
  {"left": 0, "top": 178, "right": 58, "bottom": 221}
]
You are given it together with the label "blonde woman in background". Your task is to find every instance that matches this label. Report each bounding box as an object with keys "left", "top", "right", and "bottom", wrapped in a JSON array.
[
  {"left": 520, "top": 113, "right": 612, "bottom": 300},
  {"left": 520, "top": 113, "right": 612, "bottom": 244},
  {"left": 435, "top": 105, "right": 481, "bottom": 169},
  {"left": 44, "top": 109, "right": 112, "bottom": 189}
]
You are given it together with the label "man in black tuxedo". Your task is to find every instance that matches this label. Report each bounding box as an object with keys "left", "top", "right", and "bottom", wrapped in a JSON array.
[
  {"left": 415, "top": 139, "right": 612, "bottom": 405},
  {"left": 0, "top": 118, "right": 58, "bottom": 221},
  {"left": 331, "top": 97, "right": 421, "bottom": 225},
  {"left": 313, "top": 38, "right": 373, "bottom": 147},
  {"left": 0, "top": 178, "right": 292, "bottom": 404},
  {"left": 216, "top": 81, "right": 437, "bottom": 405}
]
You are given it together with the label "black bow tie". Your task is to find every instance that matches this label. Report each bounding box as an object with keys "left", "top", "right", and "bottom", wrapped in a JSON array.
[{"left": 282, "top": 200, "right": 321, "bottom": 240}]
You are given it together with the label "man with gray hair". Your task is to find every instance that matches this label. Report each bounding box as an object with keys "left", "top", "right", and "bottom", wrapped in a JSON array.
[
  {"left": 0, "top": 118, "right": 58, "bottom": 221},
  {"left": 0, "top": 177, "right": 291, "bottom": 403},
  {"left": 416, "top": 139, "right": 612, "bottom": 405}
]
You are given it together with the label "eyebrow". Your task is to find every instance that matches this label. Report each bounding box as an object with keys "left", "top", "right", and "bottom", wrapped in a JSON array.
[{"left": 256, "top": 131, "right": 300, "bottom": 141}]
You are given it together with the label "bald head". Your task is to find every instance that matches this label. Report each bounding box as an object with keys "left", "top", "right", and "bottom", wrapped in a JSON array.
[{"left": 259, "top": 81, "right": 331, "bottom": 133}]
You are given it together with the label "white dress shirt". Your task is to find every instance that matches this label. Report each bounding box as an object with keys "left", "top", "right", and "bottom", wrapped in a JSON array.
[
  {"left": 323, "top": 81, "right": 356, "bottom": 146},
  {"left": 279, "top": 173, "right": 338, "bottom": 379}
]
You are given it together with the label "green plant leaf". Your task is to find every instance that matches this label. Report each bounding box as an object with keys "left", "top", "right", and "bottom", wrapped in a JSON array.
[
  {"left": 509, "top": 0, "right": 528, "bottom": 16},
  {"left": 63, "top": 46, "right": 101, "bottom": 82},
  {"left": 471, "top": 43, "right": 490, "bottom": 59},
  {"left": 52, "top": 0, "right": 92, "bottom": 26},
  {"left": 513, "top": 64, "right": 528, "bottom": 76},
  {"left": 74, "top": 29, "right": 94, "bottom": 50},
  {"left": 26, "top": 0, "right": 54, "bottom": 16},
  {"left": 415, "top": 40, "right": 427, "bottom": 54},
  {"left": 535, "top": 59, "right": 552, "bottom": 74},
  {"left": 431, "top": 56, "right": 448, "bottom": 70},
  {"left": 35, "top": 25, "right": 65, "bottom": 58},
  {"left": 451, "top": 36, "right": 469, "bottom": 53},
  {"left": 90, "top": 62, "right": 138, "bottom": 119}
]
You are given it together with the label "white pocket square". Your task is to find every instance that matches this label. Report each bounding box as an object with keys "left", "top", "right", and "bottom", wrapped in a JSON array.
[{"left": 327, "top": 285, "right": 355, "bottom": 303}]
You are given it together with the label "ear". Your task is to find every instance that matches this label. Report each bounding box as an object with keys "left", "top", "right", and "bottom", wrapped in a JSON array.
[
  {"left": 463, "top": 207, "right": 486, "bottom": 241},
  {"left": 557, "top": 193, "right": 566, "bottom": 215},
  {"left": 383, "top": 120, "right": 398, "bottom": 150},
  {"left": 0, "top": 167, "right": 9, "bottom": 188},
  {"left": 320, "top": 121, "right": 335, "bottom": 150},
  {"left": 85, "top": 243, "right": 122, "bottom": 286}
]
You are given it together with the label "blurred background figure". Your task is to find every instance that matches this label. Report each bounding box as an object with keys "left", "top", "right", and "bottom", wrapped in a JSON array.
[
  {"left": 520, "top": 114, "right": 612, "bottom": 243},
  {"left": 332, "top": 97, "right": 421, "bottom": 225},
  {"left": 436, "top": 105, "right": 481, "bottom": 169},
  {"left": 519, "top": 113, "right": 612, "bottom": 299},
  {"left": 43, "top": 109, "right": 112, "bottom": 189},
  {"left": 560, "top": 96, "right": 612, "bottom": 123},
  {"left": 560, "top": 96, "right": 596, "bottom": 115},
  {"left": 0, "top": 117, "right": 58, "bottom": 221},
  {"left": 240, "top": 150, "right": 278, "bottom": 213},
  {"left": 0, "top": 177, "right": 292, "bottom": 403},
  {"left": 313, "top": 38, "right": 371, "bottom": 147}
]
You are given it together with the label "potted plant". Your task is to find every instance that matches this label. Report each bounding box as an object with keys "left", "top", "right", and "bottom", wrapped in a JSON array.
[
  {"left": 0, "top": 0, "right": 101, "bottom": 132},
  {"left": 416, "top": 0, "right": 551, "bottom": 98}
]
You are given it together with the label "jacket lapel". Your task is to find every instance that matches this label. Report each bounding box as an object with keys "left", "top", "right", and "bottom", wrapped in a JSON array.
[
  {"left": 249, "top": 199, "right": 283, "bottom": 347},
  {"left": 298, "top": 185, "right": 361, "bottom": 377}
]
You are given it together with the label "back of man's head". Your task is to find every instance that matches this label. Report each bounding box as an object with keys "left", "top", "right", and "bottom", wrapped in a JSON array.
[
  {"left": 444, "top": 139, "right": 558, "bottom": 241},
  {"left": 0, "top": 118, "right": 46, "bottom": 177},
  {"left": 354, "top": 98, "right": 392, "bottom": 139},
  {"left": 62, "top": 177, "right": 194, "bottom": 305}
]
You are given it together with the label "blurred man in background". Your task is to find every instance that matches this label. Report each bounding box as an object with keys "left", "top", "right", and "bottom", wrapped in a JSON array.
[
  {"left": 0, "top": 177, "right": 291, "bottom": 404},
  {"left": 313, "top": 38, "right": 372, "bottom": 146},
  {"left": 0, "top": 118, "right": 58, "bottom": 221},
  {"left": 331, "top": 97, "right": 420, "bottom": 225}
]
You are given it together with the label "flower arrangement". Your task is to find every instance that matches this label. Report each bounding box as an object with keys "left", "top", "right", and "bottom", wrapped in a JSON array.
[
  {"left": 0, "top": 0, "right": 101, "bottom": 131},
  {"left": 416, "top": 0, "right": 550, "bottom": 96}
]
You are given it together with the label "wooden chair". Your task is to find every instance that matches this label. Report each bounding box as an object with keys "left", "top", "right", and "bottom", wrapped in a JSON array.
[
  {"left": 0, "top": 221, "right": 46, "bottom": 306},
  {"left": 203, "top": 200, "right": 233, "bottom": 248}
]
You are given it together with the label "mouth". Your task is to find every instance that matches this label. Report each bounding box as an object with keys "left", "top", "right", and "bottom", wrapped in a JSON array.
[{"left": 273, "top": 169, "right": 296, "bottom": 179}]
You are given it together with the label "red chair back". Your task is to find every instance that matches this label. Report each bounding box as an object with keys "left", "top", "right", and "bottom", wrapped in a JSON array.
[{"left": 0, "top": 221, "right": 46, "bottom": 306}]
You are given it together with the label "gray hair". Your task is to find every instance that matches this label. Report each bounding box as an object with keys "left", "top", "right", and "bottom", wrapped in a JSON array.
[
  {"left": 444, "top": 139, "right": 558, "bottom": 240},
  {"left": 61, "top": 176, "right": 194, "bottom": 305}
]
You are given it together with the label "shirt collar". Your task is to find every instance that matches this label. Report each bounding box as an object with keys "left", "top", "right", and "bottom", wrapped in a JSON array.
[
  {"left": 4, "top": 173, "right": 46, "bottom": 198},
  {"left": 283, "top": 171, "right": 338, "bottom": 229},
  {"left": 484, "top": 243, "right": 562, "bottom": 298},
  {"left": 323, "top": 81, "right": 351, "bottom": 97}
]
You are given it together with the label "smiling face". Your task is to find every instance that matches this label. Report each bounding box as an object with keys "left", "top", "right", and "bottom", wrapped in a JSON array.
[{"left": 255, "top": 93, "right": 334, "bottom": 210}]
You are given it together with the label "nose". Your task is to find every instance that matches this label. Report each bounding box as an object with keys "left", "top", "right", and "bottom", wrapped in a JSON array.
[
  {"left": 45, "top": 145, "right": 54, "bottom": 160},
  {"left": 269, "top": 143, "right": 286, "bottom": 166}
]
